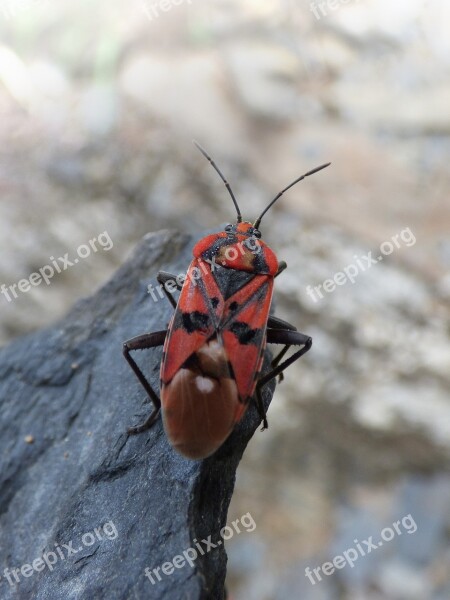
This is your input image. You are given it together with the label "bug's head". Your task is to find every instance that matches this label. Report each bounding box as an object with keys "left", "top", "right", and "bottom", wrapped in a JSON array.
[
  {"left": 193, "top": 139, "right": 330, "bottom": 232},
  {"left": 224, "top": 221, "right": 262, "bottom": 239}
]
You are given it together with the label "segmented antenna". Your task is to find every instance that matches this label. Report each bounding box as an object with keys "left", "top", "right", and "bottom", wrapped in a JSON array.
[
  {"left": 193, "top": 140, "right": 242, "bottom": 223},
  {"left": 253, "top": 162, "right": 331, "bottom": 229}
]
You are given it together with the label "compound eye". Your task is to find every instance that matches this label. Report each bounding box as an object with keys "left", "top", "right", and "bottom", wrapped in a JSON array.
[
  {"left": 224, "top": 224, "right": 233, "bottom": 232},
  {"left": 253, "top": 229, "right": 262, "bottom": 238}
]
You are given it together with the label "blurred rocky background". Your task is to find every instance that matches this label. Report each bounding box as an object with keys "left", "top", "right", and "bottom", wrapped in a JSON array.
[{"left": 0, "top": 0, "right": 449, "bottom": 598}]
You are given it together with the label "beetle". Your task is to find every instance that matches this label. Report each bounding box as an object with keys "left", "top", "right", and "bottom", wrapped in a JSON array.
[{"left": 123, "top": 141, "right": 330, "bottom": 459}]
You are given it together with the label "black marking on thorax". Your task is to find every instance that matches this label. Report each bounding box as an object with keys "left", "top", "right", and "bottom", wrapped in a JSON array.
[{"left": 212, "top": 263, "right": 254, "bottom": 300}]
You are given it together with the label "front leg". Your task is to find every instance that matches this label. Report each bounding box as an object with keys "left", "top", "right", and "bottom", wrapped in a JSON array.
[
  {"left": 275, "top": 261, "right": 287, "bottom": 278},
  {"left": 157, "top": 270, "right": 183, "bottom": 309}
]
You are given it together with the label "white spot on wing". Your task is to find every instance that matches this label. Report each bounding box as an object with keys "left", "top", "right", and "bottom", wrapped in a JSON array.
[{"left": 195, "top": 375, "right": 215, "bottom": 394}]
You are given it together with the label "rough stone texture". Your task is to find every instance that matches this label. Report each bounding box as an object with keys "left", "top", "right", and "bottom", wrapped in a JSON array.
[{"left": 0, "top": 230, "right": 275, "bottom": 600}]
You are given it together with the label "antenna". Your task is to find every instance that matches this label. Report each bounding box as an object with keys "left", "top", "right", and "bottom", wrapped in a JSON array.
[
  {"left": 253, "top": 162, "right": 331, "bottom": 229},
  {"left": 193, "top": 140, "right": 242, "bottom": 223}
]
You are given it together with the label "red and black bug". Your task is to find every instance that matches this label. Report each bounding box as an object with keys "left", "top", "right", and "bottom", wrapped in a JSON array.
[{"left": 123, "top": 142, "right": 330, "bottom": 459}]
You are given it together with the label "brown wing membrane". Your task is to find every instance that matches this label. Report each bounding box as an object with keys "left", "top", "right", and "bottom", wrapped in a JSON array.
[{"left": 162, "top": 337, "right": 240, "bottom": 459}]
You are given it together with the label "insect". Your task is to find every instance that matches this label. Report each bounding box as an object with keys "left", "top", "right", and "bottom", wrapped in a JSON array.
[{"left": 123, "top": 141, "right": 330, "bottom": 459}]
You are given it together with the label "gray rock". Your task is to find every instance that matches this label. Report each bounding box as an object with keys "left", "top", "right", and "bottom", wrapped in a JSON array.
[{"left": 0, "top": 230, "right": 275, "bottom": 600}]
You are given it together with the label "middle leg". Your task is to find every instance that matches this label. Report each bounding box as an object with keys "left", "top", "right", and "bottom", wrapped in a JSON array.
[
  {"left": 254, "top": 326, "right": 312, "bottom": 429},
  {"left": 123, "top": 330, "right": 167, "bottom": 434}
]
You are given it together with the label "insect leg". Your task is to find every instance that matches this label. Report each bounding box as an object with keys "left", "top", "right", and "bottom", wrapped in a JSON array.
[
  {"left": 275, "top": 261, "right": 287, "bottom": 278},
  {"left": 254, "top": 328, "right": 312, "bottom": 429},
  {"left": 263, "top": 328, "right": 312, "bottom": 381},
  {"left": 123, "top": 330, "right": 167, "bottom": 434},
  {"left": 266, "top": 315, "right": 297, "bottom": 381},
  {"left": 267, "top": 315, "right": 296, "bottom": 330},
  {"left": 255, "top": 386, "right": 269, "bottom": 431},
  {"left": 157, "top": 271, "right": 183, "bottom": 309}
]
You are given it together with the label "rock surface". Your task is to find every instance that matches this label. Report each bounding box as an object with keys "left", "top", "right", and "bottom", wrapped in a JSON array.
[{"left": 0, "top": 230, "right": 274, "bottom": 600}]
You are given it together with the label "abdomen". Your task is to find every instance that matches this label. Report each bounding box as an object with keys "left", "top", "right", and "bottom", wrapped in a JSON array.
[{"left": 161, "top": 337, "right": 246, "bottom": 459}]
